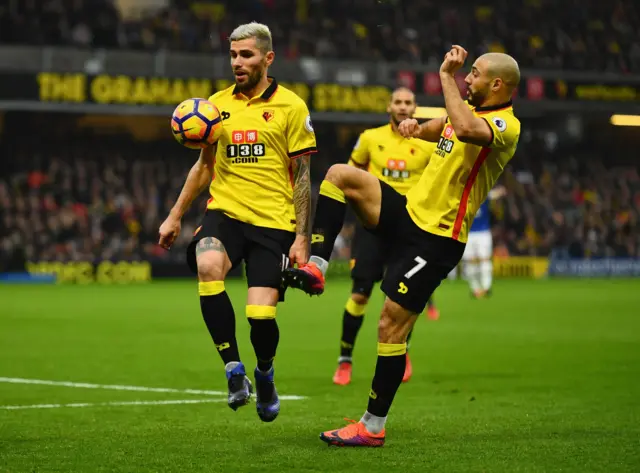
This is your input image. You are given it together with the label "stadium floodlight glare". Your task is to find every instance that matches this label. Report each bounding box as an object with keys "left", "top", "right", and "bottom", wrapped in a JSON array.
[
  {"left": 414, "top": 107, "right": 447, "bottom": 119},
  {"left": 610, "top": 114, "right": 640, "bottom": 126}
]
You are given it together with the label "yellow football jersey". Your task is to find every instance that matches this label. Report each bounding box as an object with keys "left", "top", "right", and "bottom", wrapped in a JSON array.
[
  {"left": 406, "top": 102, "right": 520, "bottom": 243},
  {"left": 350, "top": 124, "right": 435, "bottom": 195},
  {"left": 206, "top": 78, "right": 317, "bottom": 232}
]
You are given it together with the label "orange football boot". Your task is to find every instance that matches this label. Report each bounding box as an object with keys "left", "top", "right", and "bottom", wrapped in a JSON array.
[
  {"left": 283, "top": 262, "right": 325, "bottom": 295},
  {"left": 426, "top": 305, "right": 440, "bottom": 320},
  {"left": 333, "top": 362, "right": 352, "bottom": 385},
  {"left": 402, "top": 353, "right": 413, "bottom": 383},
  {"left": 320, "top": 419, "right": 385, "bottom": 447}
]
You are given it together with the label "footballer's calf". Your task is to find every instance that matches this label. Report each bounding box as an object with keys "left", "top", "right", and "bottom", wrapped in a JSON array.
[{"left": 378, "top": 298, "right": 417, "bottom": 345}]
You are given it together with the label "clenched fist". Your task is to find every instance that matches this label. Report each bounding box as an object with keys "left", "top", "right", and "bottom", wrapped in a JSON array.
[
  {"left": 440, "top": 45, "right": 468, "bottom": 75},
  {"left": 158, "top": 216, "right": 181, "bottom": 250},
  {"left": 288, "top": 234, "right": 309, "bottom": 267},
  {"left": 398, "top": 118, "right": 421, "bottom": 139}
]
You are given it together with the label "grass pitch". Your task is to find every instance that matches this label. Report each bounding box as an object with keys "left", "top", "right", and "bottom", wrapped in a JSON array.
[{"left": 1, "top": 278, "right": 639, "bottom": 472}]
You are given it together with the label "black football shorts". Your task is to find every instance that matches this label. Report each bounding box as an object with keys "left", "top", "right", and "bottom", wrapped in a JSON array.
[
  {"left": 373, "top": 181, "right": 465, "bottom": 313},
  {"left": 187, "top": 210, "right": 295, "bottom": 299}
]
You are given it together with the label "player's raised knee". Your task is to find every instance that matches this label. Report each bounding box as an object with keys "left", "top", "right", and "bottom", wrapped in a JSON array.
[
  {"left": 325, "top": 163, "right": 378, "bottom": 203},
  {"left": 324, "top": 163, "right": 351, "bottom": 184},
  {"left": 325, "top": 163, "right": 365, "bottom": 190}
]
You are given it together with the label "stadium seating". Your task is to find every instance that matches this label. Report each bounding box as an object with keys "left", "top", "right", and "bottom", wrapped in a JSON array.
[{"left": 1, "top": 0, "right": 639, "bottom": 72}]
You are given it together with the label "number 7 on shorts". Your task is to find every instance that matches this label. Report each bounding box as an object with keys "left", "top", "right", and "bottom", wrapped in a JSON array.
[{"left": 404, "top": 256, "right": 427, "bottom": 279}]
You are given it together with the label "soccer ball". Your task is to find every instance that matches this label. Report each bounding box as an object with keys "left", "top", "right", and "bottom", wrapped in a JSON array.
[{"left": 171, "top": 98, "right": 223, "bottom": 149}]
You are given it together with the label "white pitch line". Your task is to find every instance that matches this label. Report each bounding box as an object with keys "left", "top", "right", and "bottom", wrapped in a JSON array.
[
  {"left": 0, "top": 377, "right": 307, "bottom": 400},
  {"left": 0, "top": 377, "right": 225, "bottom": 396},
  {"left": 0, "top": 399, "right": 225, "bottom": 410}
]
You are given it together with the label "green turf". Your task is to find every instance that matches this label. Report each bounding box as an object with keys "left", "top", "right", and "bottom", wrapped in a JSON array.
[{"left": 1, "top": 278, "right": 639, "bottom": 472}]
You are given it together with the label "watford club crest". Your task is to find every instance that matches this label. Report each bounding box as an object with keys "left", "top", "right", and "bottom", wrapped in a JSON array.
[{"left": 262, "top": 110, "right": 274, "bottom": 122}]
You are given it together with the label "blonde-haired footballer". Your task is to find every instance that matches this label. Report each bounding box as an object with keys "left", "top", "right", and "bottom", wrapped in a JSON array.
[
  {"left": 159, "top": 22, "right": 317, "bottom": 423},
  {"left": 284, "top": 47, "right": 521, "bottom": 446},
  {"left": 333, "top": 87, "right": 440, "bottom": 387}
]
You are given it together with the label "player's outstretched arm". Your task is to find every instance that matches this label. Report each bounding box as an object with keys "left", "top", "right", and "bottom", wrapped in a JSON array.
[
  {"left": 168, "top": 144, "right": 216, "bottom": 218},
  {"left": 398, "top": 116, "right": 446, "bottom": 142},
  {"left": 289, "top": 154, "right": 311, "bottom": 264},
  {"left": 158, "top": 144, "right": 216, "bottom": 249},
  {"left": 418, "top": 116, "right": 447, "bottom": 141},
  {"left": 440, "top": 45, "right": 493, "bottom": 147}
]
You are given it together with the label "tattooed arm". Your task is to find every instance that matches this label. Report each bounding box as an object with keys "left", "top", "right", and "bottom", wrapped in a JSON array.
[
  {"left": 288, "top": 154, "right": 311, "bottom": 265},
  {"left": 291, "top": 154, "right": 311, "bottom": 236}
]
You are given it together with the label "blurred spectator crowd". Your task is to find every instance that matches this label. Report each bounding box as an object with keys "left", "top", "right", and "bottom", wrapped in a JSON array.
[
  {"left": 0, "top": 142, "right": 197, "bottom": 268},
  {"left": 1, "top": 130, "right": 638, "bottom": 272},
  {"left": 492, "top": 156, "right": 639, "bottom": 259},
  {"left": 1, "top": 0, "right": 640, "bottom": 73}
]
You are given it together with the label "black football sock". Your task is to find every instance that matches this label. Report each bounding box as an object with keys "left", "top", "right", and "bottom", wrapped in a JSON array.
[
  {"left": 367, "top": 343, "right": 407, "bottom": 417},
  {"left": 199, "top": 281, "right": 241, "bottom": 366},
  {"left": 340, "top": 298, "right": 367, "bottom": 359},
  {"left": 247, "top": 306, "right": 279, "bottom": 373},
  {"left": 310, "top": 180, "right": 347, "bottom": 262}
]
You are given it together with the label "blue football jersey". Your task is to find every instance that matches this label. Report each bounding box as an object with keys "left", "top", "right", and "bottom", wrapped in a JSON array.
[{"left": 470, "top": 200, "right": 491, "bottom": 232}]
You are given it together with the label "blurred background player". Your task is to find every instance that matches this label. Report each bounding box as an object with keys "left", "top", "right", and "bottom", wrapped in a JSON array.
[
  {"left": 462, "top": 186, "right": 506, "bottom": 298},
  {"left": 158, "top": 22, "right": 316, "bottom": 422},
  {"left": 285, "top": 47, "right": 521, "bottom": 446},
  {"left": 334, "top": 87, "right": 438, "bottom": 387}
]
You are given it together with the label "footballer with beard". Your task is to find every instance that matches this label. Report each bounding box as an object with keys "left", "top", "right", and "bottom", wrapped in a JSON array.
[
  {"left": 158, "top": 22, "right": 317, "bottom": 423},
  {"left": 282, "top": 49, "right": 521, "bottom": 446}
]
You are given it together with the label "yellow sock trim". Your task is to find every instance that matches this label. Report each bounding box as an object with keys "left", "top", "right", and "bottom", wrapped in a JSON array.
[
  {"left": 319, "top": 180, "right": 346, "bottom": 203},
  {"left": 345, "top": 298, "right": 366, "bottom": 316},
  {"left": 198, "top": 281, "right": 225, "bottom": 296},
  {"left": 246, "top": 305, "right": 277, "bottom": 320},
  {"left": 377, "top": 342, "right": 407, "bottom": 356}
]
